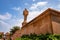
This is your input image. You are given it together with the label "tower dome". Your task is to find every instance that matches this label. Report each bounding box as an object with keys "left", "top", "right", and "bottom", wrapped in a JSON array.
[
  {"left": 22, "top": 8, "right": 29, "bottom": 26},
  {"left": 23, "top": 8, "right": 28, "bottom": 16}
]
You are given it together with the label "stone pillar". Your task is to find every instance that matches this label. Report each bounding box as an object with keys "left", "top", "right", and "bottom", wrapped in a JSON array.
[{"left": 22, "top": 8, "right": 29, "bottom": 26}]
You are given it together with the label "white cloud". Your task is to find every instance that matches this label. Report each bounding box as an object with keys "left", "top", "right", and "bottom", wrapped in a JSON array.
[
  {"left": 28, "top": 1, "right": 55, "bottom": 23},
  {"left": 30, "top": 2, "right": 48, "bottom": 10},
  {"left": 27, "top": 11, "right": 40, "bottom": 22},
  {"left": 0, "top": 18, "right": 23, "bottom": 33},
  {"left": 33, "top": 0, "right": 35, "bottom": 2},
  {"left": 12, "top": 7, "right": 21, "bottom": 11},
  {"left": 0, "top": 12, "right": 12, "bottom": 20},
  {"left": 6, "top": 18, "right": 23, "bottom": 28},
  {"left": 27, "top": 9, "right": 46, "bottom": 22},
  {"left": 15, "top": 19, "right": 23, "bottom": 28},
  {"left": 0, "top": 20, "right": 11, "bottom": 33},
  {"left": 12, "top": 19, "right": 23, "bottom": 28},
  {"left": 28, "top": 6, "right": 49, "bottom": 22},
  {"left": 0, "top": 20, "right": 10, "bottom": 27}
]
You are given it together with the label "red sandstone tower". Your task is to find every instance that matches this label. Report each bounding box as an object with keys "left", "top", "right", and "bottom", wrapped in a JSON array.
[{"left": 22, "top": 8, "right": 29, "bottom": 26}]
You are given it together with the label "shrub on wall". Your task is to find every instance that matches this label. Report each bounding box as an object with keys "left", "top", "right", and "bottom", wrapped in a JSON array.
[
  {"left": 0, "top": 34, "right": 2, "bottom": 39},
  {"left": 16, "top": 33, "right": 60, "bottom": 40}
]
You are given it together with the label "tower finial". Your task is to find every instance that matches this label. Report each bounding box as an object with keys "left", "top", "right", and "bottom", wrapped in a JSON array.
[{"left": 22, "top": 8, "right": 29, "bottom": 26}]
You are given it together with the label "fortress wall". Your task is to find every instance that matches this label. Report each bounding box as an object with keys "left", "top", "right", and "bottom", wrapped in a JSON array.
[
  {"left": 21, "top": 24, "right": 34, "bottom": 35},
  {"left": 11, "top": 9, "right": 60, "bottom": 40},
  {"left": 19, "top": 13, "right": 52, "bottom": 36},
  {"left": 51, "top": 14, "right": 60, "bottom": 34},
  {"left": 38, "top": 14, "right": 52, "bottom": 34},
  {"left": 21, "top": 14, "right": 53, "bottom": 35},
  {"left": 11, "top": 30, "right": 21, "bottom": 40},
  {"left": 52, "top": 21, "right": 60, "bottom": 34},
  {"left": 32, "top": 14, "right": 52, "bottom": 34}
]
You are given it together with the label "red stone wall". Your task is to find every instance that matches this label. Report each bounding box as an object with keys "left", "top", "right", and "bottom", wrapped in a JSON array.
[
  {"left": 51, "top": 14, "right": 60, "bottom": 34},
  {"left": 11, "top": 11, "right": 60, "bottom": 40},
  {"left": 52, "top": 22, "right": 60, "bottom": 34},
  {"left": 11, "top": 13, "right": 52, "bottom": 40},
  {"left": 21, "top": 14, "right": 52, "bottom": 35},
  {"left": 33, "top": 14, "right": 52, "bottom": 34},
  {"left": 11, "top": 30, "right": 21, "bottom": 40}
]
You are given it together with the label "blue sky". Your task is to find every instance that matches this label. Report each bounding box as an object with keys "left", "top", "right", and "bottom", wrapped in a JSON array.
[{"left": 0, "top": 0, "right": 60, "bottom": 33}]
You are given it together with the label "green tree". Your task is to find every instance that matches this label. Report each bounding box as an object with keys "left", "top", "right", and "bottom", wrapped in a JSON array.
[
  {"left": 0, "top": 34, "right": 2, "bottom": 39},
  {"left": 10, "top": 26, "right": 20, "bottom": 35}
]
